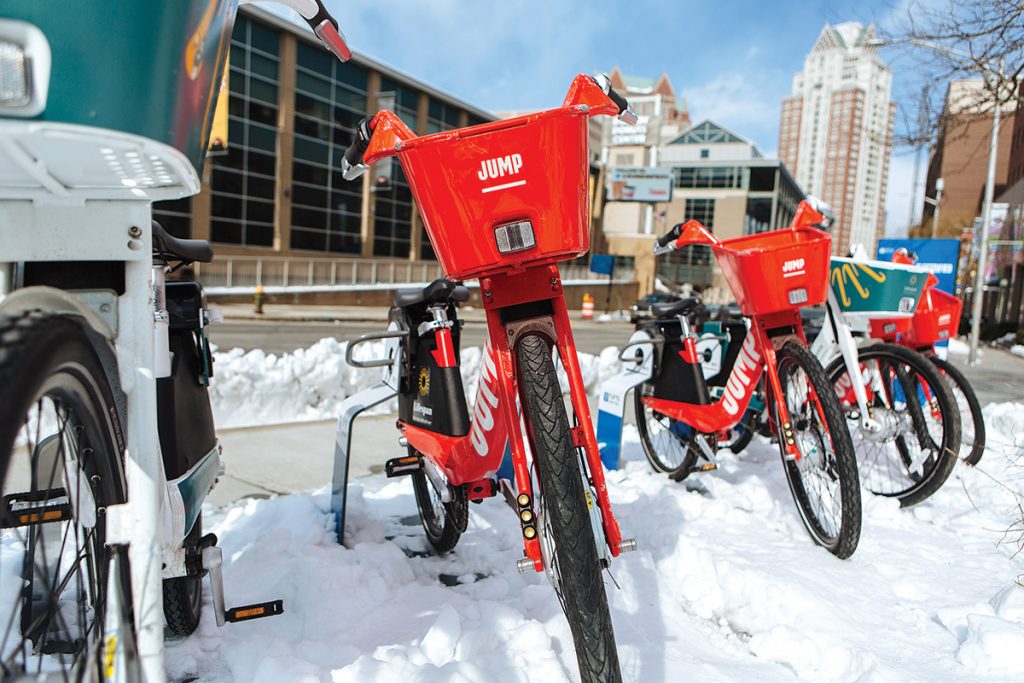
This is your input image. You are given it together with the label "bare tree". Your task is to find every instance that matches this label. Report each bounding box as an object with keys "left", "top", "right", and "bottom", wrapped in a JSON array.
[{"left": 883, "top": 0, "right": 1023, "bottom": 146}]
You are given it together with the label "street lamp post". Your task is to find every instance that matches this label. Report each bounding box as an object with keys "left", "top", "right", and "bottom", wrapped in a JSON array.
[
  {"left": 869, "top": 36, "right": 1005, "bottom": 364},
  {"left": 969, "top": 81, "right": 1001, "bottom": 364}
]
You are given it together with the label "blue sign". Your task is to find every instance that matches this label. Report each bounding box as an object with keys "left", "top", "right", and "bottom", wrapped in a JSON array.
[
  {"left": 877, "top": 239, "right": 960, "bottom": 294},
  {"left": 589, "top": 254, "right": 615, "bottom": 276}
]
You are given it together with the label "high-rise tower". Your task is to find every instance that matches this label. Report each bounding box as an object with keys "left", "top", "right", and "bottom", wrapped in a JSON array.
[{"left": 778, "top": 22, "right": 895, "bottom": 254}]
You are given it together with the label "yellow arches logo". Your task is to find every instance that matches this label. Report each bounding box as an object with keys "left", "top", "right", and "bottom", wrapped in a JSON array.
[{"left": 830, "top": 262, "right": 887, "bottom": 308}]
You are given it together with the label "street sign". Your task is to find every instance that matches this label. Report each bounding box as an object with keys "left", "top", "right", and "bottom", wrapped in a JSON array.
[
  {"left": 606, "top": 167, "right": 673, "bottom": 203},
  {"left": 589, "top": 254, "right": 615, "bottom": 276}
]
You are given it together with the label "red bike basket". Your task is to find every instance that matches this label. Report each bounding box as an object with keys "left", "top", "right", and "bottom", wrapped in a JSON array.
[
  {"left": 907, "top": 288, "right": 962, "bottom": 347},
  {"left": 713, "top": 227, "right": 832, "bottom": 316},
  {"left": 394, "top": 108, "right": 591, "bottom": 281}
]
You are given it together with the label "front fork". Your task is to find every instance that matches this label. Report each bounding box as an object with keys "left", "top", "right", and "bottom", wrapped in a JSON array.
[{"left": 481, "top": 266, "right": 625, "bottom": 572}]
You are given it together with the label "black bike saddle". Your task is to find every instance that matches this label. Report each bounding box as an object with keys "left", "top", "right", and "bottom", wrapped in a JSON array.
[
  {"left": 394, "top": 278, "right": 470, "bottom": 308},
  {"left": 152, "top": 220, "right": 214, "bottom": 263},
  {"left": 651, "top": 296, "right": 703, "bottom": 319}
]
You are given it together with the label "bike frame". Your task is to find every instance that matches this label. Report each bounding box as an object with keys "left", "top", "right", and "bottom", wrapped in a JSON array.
[
  {"left": 643, "top": 308, "right": 813, "bottom": 460},
  {"left": 399, "top": 266, "right": 624, "bottom": 569},
  {"left": 639, "top": 217, "right": 832, "bottom": 460}
]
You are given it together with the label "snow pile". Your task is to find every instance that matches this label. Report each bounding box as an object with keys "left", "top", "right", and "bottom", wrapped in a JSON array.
[
  {"left": 1011, "top": 344, "right": 1024, "bottom": 359},
  {"left": 210, "top": 340, "right": 623, "bottom": 429},
  {"left": 166, "top": 403, "right": 1024, "bottom": 682}
]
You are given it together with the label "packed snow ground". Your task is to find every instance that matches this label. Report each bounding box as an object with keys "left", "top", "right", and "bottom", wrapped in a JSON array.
[{"left": 171, "top": 341, "right": 1024, "bottom": 682}]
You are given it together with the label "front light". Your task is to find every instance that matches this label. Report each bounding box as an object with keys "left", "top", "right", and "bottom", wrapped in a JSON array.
[
  {"left": 0, "top": 21, "right": 50, "bottom": 116},
  {"left": 0, "top": 40, "right": 29, "bottom": 106},
  {"left": 788, "top": 288, "right": 808, "bottom": 305},
  {"left": 494, "top": 219, "right": 536, "bottom": 254}
]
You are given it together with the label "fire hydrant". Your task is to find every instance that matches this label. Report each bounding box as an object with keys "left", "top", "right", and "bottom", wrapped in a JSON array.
[{"left": 254, "top": 283, "right": 266, "bottom": 315}]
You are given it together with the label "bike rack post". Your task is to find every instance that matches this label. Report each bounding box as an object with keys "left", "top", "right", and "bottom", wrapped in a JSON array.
[{"left": 331, "top": 328, "right": 406, "bottom": 544}]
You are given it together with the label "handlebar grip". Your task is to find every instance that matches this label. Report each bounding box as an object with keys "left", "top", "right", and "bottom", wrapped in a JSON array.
[
  {"left": 606, "top": 86, "right": 629, "bottom": 115},
  {"left": 341, "top": 117, "right": 373, "bottom": 180},
  {"left": 657, "top": 224, "right": 683, "bottom": 248}
]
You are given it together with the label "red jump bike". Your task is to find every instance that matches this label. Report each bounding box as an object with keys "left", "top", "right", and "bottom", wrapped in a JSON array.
[
  {"left": 870, "top": 250, "right": 985, "bottom": 465},
  {"left": 341, "top": 74, "right": 636, "bottom": 682},
  {"left": 638, "top": 202, "right": 862, "bottom": 558}
]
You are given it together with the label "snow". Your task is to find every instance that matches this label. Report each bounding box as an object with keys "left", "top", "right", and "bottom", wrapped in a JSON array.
[
  {"left": 1011, "top": 344, "right": 1024, "bottom": 359},
  {"left": 210, "top": 340, "right": 624, "bottom": 429},
  {"left": 162, "top": 397, "right": 1024, "bottom": 682}
]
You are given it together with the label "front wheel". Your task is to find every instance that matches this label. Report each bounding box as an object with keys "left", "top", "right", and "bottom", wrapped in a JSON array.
[
  {"left": 517, "top": 335, "right": 621, "bottom": 683},
  {"left": 775, "top": 342, "right": 861, "bottom": 559},
  {"left": 0, "top": 311, "right": 132, "bottom": 677},
  {"left": 930, "top": 355, "right": 985, "bottom": 466},
  {"left": 826, "top": 343, "right": 959, "bottom": 507}
]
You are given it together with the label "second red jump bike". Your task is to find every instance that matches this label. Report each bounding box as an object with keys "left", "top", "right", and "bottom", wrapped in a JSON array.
[
  {"left": 606, "top": 201, "right": 862, "bottom": 558},
  {"left": 338, "top": 74, "right": 637, "bottom": 682}
]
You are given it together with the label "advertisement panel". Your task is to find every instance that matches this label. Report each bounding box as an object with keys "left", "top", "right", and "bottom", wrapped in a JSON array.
[
  {"left": 606, "top": 167, "right": 673, "bottom": 203},
  {"left": 877, "top": 238, "right": 960, "bottom": 294}
]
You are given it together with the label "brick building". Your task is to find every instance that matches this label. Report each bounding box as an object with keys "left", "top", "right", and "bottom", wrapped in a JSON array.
[{"left": 922, "top": 80, "right": 1019, "bottom": 235}]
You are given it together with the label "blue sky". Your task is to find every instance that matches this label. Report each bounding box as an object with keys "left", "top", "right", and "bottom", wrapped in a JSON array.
[{"left": 322, "top": 0, "right": 939, "bottom": 236}]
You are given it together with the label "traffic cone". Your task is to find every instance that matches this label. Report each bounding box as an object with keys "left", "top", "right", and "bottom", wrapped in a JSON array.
[{"left": 581, "top": 293, "right": 595, "bottom": 320}]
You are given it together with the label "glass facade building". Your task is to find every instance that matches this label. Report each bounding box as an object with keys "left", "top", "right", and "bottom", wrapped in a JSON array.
[{"left": 154, "top": 6, "right": 493, "bottom": 262}]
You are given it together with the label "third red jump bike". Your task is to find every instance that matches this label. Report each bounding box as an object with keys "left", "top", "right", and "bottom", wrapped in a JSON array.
[
  {"left": 340, "top": 74, "right": 637, "bottom": 682},
  {"left": 631, "top": 202, "right": 862, "bottom": 558}
]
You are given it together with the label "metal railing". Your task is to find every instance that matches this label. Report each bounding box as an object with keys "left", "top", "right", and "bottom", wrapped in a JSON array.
[{"left": 194, "top": 255, "right": 635, "bottom": 289}]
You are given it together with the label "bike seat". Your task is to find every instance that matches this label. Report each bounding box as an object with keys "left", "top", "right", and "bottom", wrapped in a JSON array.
[
  {"left": 394, "top": 278, "right": 470, "bottom": 308},
  {"left": 651, "top": 297, "right": 703, "bottom": 319},
  {"left": 153, "top": 221, "right": 214, "bottom": 264}
]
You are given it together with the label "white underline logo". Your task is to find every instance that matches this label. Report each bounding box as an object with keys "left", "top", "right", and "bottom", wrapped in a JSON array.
[{"left": 481, "top": 179, "right": 527, "bottom": 194}]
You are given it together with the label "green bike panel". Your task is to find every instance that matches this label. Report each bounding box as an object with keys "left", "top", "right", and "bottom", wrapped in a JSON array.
[
  {"left": 829, "top": 257, "right": 927, "bottom": 317},
  {"left": 3, "top": 1, "right": 237, "bottom": 172}
]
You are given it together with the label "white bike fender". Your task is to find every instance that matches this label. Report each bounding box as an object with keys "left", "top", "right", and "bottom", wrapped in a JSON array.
[{"left": 596, "top": 329, "right": 655, "bottom": 470}]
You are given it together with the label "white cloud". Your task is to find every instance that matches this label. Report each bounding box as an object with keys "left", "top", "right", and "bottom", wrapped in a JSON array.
[
  {"left": 884, "top": 149, "right": 922, "bottom": 237},
  {"left": 684, "top": 70, "right": 788, "bottom": 153}
]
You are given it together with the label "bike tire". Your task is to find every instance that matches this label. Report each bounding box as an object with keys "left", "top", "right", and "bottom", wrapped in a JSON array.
[
  {"left": 517, "top": 334, "right": 621, "bottom": 683},
  {"left": 163, "top": 513, "right": 204, "bottom": 635},
  {"left": 411, "top": 454, "right": 468, "bottom": 554},
  {"left": 775, "top": 342, "right": 861, "bottom": 558},
  {"left": 826, "top": 343, "right": 959, "bottom": 507},
  {"left": 0, "top": 310, "right": 130, "bottom": 677},
  {"left": 931, "top": 355, "right": 985, "bottom": 466},
  {"left": 634, "top": 385, "right": 699, "bottom": 478}
]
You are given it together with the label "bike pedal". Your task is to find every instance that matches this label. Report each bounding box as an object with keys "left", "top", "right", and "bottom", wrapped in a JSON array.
[
  {"left": 687, "top": 463, "right": 718, "bottom": 475},
  {"left": 1, "top": 488, "right": 71, "bottom": 528},
  {"left": 224, "top": 600, "right": 284, "bottom": 623},
  {"left": 385, "top": 454, "right": 422, "bottom": 478}
]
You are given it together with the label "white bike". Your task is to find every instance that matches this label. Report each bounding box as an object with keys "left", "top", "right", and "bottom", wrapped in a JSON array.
[{"left": 0, "top": 2, "right": 350, "bottom": 680}]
